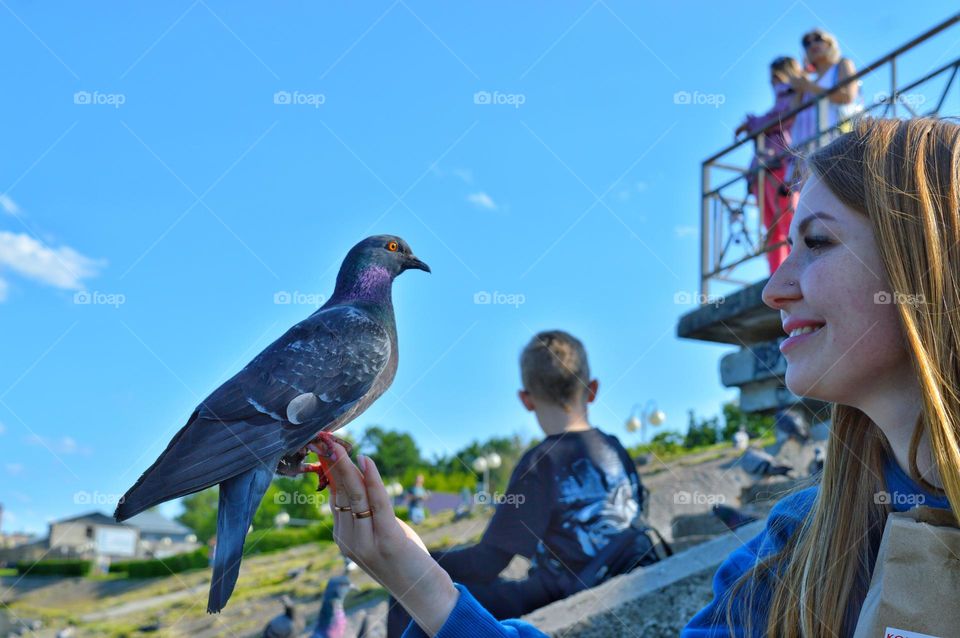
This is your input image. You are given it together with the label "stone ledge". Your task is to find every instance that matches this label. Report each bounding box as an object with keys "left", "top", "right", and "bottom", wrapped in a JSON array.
[{"left": 521, "top": 519, "right": 765, "bottom": 637}]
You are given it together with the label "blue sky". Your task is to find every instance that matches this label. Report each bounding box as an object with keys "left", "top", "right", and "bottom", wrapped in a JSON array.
[{"left": 1, "top": 1, "right": 957, "bottom": 534}]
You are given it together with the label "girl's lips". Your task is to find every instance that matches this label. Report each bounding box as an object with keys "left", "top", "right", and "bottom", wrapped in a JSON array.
[{"left": 780, "top": 324, "right": 825, "bottom": 355}]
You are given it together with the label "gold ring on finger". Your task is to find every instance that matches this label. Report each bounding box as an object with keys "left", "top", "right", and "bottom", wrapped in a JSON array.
[
  {"left": 334, "top": 505, "right": 352, "bottom": 512},
  {"left": 352, "top": 508, "right": 373, "bottom": 519}
]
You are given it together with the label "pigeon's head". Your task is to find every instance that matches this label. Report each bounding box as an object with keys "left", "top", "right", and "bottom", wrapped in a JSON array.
[
  {"left": 322, "top": 574, "right": 356, "bottom": 602},
  {"left": 347, "top": 235, "right": 430, "bottom": 277},
  {"left": 331, "top": 235, "right": 430, "bottom": 304}
]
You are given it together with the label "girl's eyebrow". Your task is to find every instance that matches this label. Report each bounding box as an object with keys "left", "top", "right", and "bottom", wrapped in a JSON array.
[{"left": 797, "top": 211, "right": 837, "bottom": 234}]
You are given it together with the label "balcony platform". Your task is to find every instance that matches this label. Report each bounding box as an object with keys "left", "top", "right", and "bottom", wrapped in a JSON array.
[{"left": 676, "top": 278, "right": 783, "bottom": 346}]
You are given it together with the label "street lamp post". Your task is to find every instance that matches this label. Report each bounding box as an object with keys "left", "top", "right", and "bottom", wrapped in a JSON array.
[
  {"left": 626, "top": 400, "right": 667, "bottom": 445},
  {"left": 472, "top": 453, "right": 502, "bottom": 503}
]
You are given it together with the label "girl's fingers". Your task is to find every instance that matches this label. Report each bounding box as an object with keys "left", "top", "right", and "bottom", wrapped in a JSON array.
[
  {"left": 359, "top": 454, "right": 397, "bottom": 529},
  {"left": 327, "top": 442, "right": 373, "bottom": 549}
]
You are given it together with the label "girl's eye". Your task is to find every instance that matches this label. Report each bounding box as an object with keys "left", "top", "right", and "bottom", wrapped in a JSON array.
[{"left": 804, "top": 236, "right": 830, "bottom": 251}]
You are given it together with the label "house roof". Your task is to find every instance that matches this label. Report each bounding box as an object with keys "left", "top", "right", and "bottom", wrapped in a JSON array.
[
  {"left": 50, "top": 511, "right": 130, "bottom": 527},
  {"left": 124, "top": 510, "right": 192, "bottom": 536}
]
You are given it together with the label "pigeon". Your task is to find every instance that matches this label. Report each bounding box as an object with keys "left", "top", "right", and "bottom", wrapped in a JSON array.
[
  {"left": 739, "top": 447, "right": 793, "bottom": 478},
  {"left": 311, "top": 575, "right": 356, "bottom": 638},
  {"left": 263, "top": 595, "right": 304, "bottom": 638},
  {"left": 286, "top": 565, "right": 307, "bottom": 580},
  {"left": 711, "top": 504, "right": 759, "bottom": 531},
  {"left": 774, "top": 408, "right": 810, "bottom": 444},
  {"left": 114, "top": 235, "right": 430, "bottom": 613}
]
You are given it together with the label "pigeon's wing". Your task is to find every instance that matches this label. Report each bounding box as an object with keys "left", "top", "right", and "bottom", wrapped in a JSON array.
[
  {"left": 198, "top": 305, "right": 392, "bottom": 428},
  {"left": 115, "top": 306, "right": 392, "bottom": 520}
]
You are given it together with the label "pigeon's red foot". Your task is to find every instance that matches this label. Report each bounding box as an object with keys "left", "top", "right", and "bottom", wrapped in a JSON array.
[
  {"left": 307, "top": 432, "right": 353, "bottom": 459},
  {"left": 284, "top": 433, "right": 351, "bottom": 493},
  {"left": 290, "top": 460, "right": 331, "bottom": 492}
]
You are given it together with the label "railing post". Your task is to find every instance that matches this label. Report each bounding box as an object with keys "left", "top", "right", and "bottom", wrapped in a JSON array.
[
  {"left": 891, "top": 58, "right": 898, "bottom": 118},
  {"left": 701, "top": 161, "right": 710, "bottom": 301},
  {"left": 756, "top": 134, "right": 766, "bottom": 255},
  {"left": 816, "top": 96, "right": 828, "bottom": 149}
]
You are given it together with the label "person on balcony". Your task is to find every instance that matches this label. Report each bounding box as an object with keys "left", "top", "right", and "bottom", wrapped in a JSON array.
[
  {"left": 736, "top": 56, "right": 804, "bottom": 273},
  {"left": 783, "top": 28, "right": 861, "bottom": 190}
]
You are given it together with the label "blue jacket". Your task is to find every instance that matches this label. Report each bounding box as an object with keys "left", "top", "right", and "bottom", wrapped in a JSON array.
[{"left": 402, "top": 452, "right": 950, "bottom": 638}]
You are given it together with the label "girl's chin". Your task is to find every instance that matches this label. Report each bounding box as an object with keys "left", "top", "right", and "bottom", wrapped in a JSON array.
[{"left": 784, "top": 368, "right": 827, "bottom": 401}]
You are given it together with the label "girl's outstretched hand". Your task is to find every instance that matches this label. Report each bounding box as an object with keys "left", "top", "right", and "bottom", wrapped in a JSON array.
[{"left": 325, "top": 441, "right": 458, "bottom": 637}]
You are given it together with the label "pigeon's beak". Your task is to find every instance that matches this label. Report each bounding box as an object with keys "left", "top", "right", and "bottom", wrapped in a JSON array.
[{"left": 403, "top": 255, "right": 431, "bottom": 273}]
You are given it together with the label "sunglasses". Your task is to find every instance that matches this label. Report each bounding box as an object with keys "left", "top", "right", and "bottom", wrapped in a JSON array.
[{"left": 803, "top": 33, "right": 825, "bottom": 48}]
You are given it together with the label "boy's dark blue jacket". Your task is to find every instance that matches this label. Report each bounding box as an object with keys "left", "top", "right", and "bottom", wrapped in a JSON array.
[{"left": 401, "top": 450, "right": 951, "bottom": 638}]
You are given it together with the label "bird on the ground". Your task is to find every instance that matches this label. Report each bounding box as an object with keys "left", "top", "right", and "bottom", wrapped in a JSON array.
[
  {"left": 711, "top": 504, "right": 759, "bottom": 531},
  {"left": 286, "top": 565, "right": 307, "bottom": 580},
  {"left": 739, "top": 447, "right": 793, "bottom": 478},
  {"left": 263, "top": 595, "right": 303, "bottom": 638},
  {"left": 311, "top": 575, "right": 356, "bottom": 638},
  {"left": 114, "top": 235, "right": 430, "bottom": 613}
]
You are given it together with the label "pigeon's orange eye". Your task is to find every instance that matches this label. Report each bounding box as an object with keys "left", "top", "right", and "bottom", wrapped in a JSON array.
[{"left": 386, "top": 241, "right": 399, "bottom": 252}]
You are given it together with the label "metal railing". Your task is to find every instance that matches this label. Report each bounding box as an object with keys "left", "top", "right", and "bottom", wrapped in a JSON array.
[{"left": 700, "top": 13, "right": 960, "bottom": 299}]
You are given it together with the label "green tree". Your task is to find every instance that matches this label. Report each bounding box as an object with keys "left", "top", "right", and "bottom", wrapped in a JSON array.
[
  {"left": 177, "top": 488, "right": 218, "bottom": 543},
  {"left": 683, "top": 409, "right": 719, "bottom": 448},
  {"left": 360, "top": 426, "right": 422, "bottom": 480},
  {"left": 720, "top": 401, "right": 775, "bottom": 440}
]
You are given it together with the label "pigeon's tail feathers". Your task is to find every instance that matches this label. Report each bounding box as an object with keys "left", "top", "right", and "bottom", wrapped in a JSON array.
[
  {"left": 115, "top": 414, "right": 286, "bottom": 522},
  {"left": 207, "top": 463, "right": 276, "bottom": 613}
]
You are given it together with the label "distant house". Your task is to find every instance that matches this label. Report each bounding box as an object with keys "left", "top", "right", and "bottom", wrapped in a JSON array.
[
  {"left": 48, "top": 511, "right": 139, "bottom": 560},
  {"left": 124, "top": 510, "right": 198, "bottom": 558},
  {"left": 0, "top": 510, "right": 200, "bottom": 567}
]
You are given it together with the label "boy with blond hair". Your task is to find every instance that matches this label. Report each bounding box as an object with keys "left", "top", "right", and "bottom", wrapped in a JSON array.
[{"left": 386, "top": 330, "right": 646, "bottom": 636}]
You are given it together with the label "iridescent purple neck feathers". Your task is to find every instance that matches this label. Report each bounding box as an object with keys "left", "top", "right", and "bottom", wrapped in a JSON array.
[{"left": 331, "top": 265, "right": 393, "bottom": 304}]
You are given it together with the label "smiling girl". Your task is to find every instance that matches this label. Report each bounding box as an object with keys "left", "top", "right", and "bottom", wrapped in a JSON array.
[{"left": 324, "top": 117, "right": 958, "bottom": 637}]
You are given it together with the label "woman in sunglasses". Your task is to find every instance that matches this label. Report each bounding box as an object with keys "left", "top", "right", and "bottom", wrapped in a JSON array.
[{"left": 784, "top": 29, "right": 861, "bottom": 190}]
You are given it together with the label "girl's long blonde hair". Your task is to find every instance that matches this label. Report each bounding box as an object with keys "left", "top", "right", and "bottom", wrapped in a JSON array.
[{"left": 727, "top": 117, "right": 960, "bottom": 636}]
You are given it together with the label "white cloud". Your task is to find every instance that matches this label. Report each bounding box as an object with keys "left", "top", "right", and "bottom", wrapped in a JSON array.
[
  {"left": 5, "top": 463, "right": 23, "bottom": 476},
  {"left": 24, "top": 433, "right": 92, "bottom": 455},
  {"left": 636, "top": 181, "right": 649, "bottom": 193},
  {"left": 0, "top": 421, "right": 6, "bottom": 435},
  {"left": 451, "top": 168, "right": 474, "bottom": 184},
  {"left": 0, "top": 194, "right": 20, "bottom": 216},
  {"left": 675, "top": 225, "right": 698, "bottom": 238},
  {"left": 467, "top": 191, "right": 498, "bottom": 211},
  {"left": 0, "top": 230, "right": 104, "bottom": 294}
]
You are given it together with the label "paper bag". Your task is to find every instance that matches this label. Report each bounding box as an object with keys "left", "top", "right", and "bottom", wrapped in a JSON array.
[{"left": 852, "top": 506, "right": 960, "bottom": 638}]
